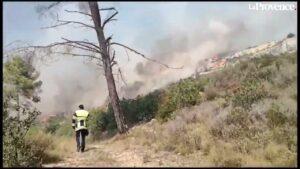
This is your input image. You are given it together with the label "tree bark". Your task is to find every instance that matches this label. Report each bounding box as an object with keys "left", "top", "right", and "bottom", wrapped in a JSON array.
[{"left": 88, "top": 1, "right": 128, "bottom": 133}]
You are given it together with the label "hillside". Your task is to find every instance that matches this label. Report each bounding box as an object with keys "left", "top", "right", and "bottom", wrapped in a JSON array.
[
  {"left": 35, "top": 49, "right": 298, "bottom": 167},
  {"left": 195, "top": 36, "right": 297, "bottom": 75}
]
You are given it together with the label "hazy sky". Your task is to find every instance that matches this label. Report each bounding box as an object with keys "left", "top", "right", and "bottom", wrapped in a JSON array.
[{"left": 3, "top": 2, "right": 297, "bottom": 115}]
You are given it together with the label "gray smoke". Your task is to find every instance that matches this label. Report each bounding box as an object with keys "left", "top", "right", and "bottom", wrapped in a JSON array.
[
  {"left": 35, "top": 57, "right": 107, "bottom": 115},
  {"left": 31, "top": 2, "right": 296, "bottom": 115},
  {"left": 129, "top": 6, "right": 296, "bottom": 98},
  {"left": 135, "top": 33, "right": 189, "bottom": 77},
  {"left": 119, "top": 81, "right": 144, "bottom": 99},
  {"left": 132, "top": 19, "right": 248, "bottom": 94}
]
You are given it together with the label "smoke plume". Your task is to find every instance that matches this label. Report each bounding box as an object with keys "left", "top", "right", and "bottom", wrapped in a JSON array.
[{"left": 28, "top": 2, "right": 296, "bottom": 114}]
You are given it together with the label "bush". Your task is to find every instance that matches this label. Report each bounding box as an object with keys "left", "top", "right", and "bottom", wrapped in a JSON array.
[
  {"left": 225, "top": 107, "right": 250, "bottom": 128},
  {"left": 97, "top": 106, "right": 118, "bottom": 135},
  {"left": 232, "top": 79, "right": 268, "bottom": 110},
  {"left": 266, "top": 103, "right": 287, "bottom": 128},
  {"left": 45, "top": 115, "right": 65, "bottom": 134},
  {"left": 87, "top": 108, "right": 111, "bottom": 140},
  {"left": 24, "top": 131, "right": 60, "bottom": 165},
  {"left": 135, "top": 91, "right": 161, "bottom": 121},
  {"left": 121, "top": 90, "right": 161, "bottom": 125},
  {"left": 156, "top": 78, "right": 204, "bottom": 121},
  {"left": 156, "top": 94, "right": 177, "bottom": 122}
]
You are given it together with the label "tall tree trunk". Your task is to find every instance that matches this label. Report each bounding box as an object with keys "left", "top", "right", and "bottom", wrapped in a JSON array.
[{"left": 88, "top": 1, "right": 128, "bottom": 133}]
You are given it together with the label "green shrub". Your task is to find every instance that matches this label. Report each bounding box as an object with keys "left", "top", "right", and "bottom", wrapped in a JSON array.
[
  {"left": 45, "top": 115, "right": 65, "bottom": 134},
  {"left": 87, "top": 108, "right": 111, "bottom": 140},
  {"left": 98, "top": 106, "right": 118, "bottom": 135},
  {"left": 156, "top": 78, "right": 204, "bottom": 121},
  {"left": 266, "top": 103, "right": 287, "bottom": 128},
  {"left": 225, "top": 107, "right": 250, "bottom": 128},
  {"left": 135, "top": 91, "right": 161, "bottom": 121},
  {"left": 121, "top": 90, "right": 161, "bottom": 125},
  {"left": 156, "top": 94, "right": 177, "bottom": 122},
  {"left": 232, "top": 79, "right": 268, "bottom": 110}
]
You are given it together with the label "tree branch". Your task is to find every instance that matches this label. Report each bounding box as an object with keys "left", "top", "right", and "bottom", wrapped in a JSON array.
[
  {"left": 46, "top": 2, "right": 60, "bottom": 10},
  {"left": 65, "top": 9, "right": 92, "bottom": 17},
  {"left": 111, "top": 61, "right": 117, "bottom": 67},
  {"left": 61, "top": 38, "right": 102, "bottom": 53},
  {"left": 41, "top": 22, "right": 70, "bottom": 29},
  {"left": 58, "top": 19, "right": 95, "bottom": 29},
  {"left": 106, "top": 35, "right": 113, "bottom": 43},
  {"left": 102, "top": 11, "right": 118, "bottom": 28},
  {"left": 36, "top": 2, "right": 61, "bottom": 17},
  {"left": 111, "top": 50, "right": 116, "bottom": 62},
  {"left": 53, "top": 52, "right": 102, "bottom": 61},
  {"left": 111, "top": 42, "right": 184, "bottom": 69},
  {"left": 28, "top": 41, "right": 96, "bottom": 54},
  {"left": 25, "top": 40, "right": 103, "bottom": 61},
  {"left": 41, "top": 14, "right": 95, "bottom": 29},
  {"left": 100, "top": 7, "right": 116, "bottom": 11},
  {"left": 118, "top": 68, "right": 127, "bottom": 86}
]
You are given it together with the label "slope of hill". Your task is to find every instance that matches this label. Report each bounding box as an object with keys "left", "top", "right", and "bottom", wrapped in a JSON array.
[
  {"left": 40, "top": 50, "right": 297, "bottom": 167},
  {"left": 195, "top": 36, "right": 297, "bottom": 75}
]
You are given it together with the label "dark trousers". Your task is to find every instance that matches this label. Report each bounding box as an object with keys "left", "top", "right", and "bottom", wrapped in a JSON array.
[{"left": 75, "top": 129, "right": 88, "bottom": 152}]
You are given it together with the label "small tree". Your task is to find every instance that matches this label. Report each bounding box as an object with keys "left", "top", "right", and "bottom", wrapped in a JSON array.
[{"left": 3, "top": 53, "right": 42, "bottom": 167}]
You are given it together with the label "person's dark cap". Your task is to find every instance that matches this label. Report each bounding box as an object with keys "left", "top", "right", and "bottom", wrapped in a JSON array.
[{"left": 79, "top": 104, "right": 84, "bottom": 109}]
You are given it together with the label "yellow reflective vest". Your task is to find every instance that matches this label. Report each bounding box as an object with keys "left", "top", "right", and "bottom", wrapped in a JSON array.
[{"left": 72, "top": 110, "right": 89, "bottom": 131}]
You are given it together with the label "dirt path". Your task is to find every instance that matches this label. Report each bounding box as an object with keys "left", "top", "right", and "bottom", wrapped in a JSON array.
[
  {"left": 42, "top": 142, "right": 166, "bottom": 167},
  {"left": 43, "top": 138, "right": 211, "bottom": 167},
  {"left": 42, "top": 143, "right": 117, "bottom": 167},
  {"left": 42, "top": 122, "right": 211, "bottom": 167}
]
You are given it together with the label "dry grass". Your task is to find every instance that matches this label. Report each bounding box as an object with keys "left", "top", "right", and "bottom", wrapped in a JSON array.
[
  {"left": 120, "top": 89, "right": 297, "bottom": 167},
  {"left": 47, "top": 136, "right": 76, "bottom": 160},
  {"left": 25, "top": 130, "right": 61, "bottom": 164}
]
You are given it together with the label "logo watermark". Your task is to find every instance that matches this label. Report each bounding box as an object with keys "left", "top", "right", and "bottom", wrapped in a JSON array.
[{"left": 249, "top": 2, "right": 296, "bottom": 11}]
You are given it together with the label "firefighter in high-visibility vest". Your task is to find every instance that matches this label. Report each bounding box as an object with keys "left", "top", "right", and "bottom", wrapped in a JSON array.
[{"left": 72, "top": 104, "right": 89, "bottom": 152}]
